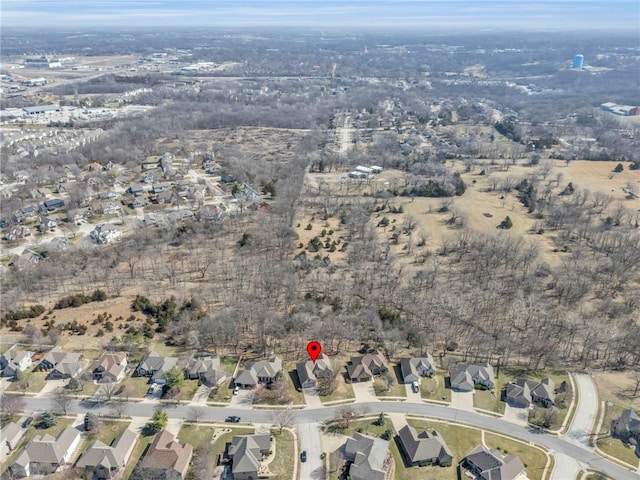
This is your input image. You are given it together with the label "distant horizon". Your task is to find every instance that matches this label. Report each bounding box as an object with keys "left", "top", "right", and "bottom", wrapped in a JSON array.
[{"left": 1, "top": 0, "right": 639, "bottom": 30}]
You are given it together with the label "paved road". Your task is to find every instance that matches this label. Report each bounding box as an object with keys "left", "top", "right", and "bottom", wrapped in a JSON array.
[
  {"left": 566, "top": 374, "right": 599, "bottom": 447},
  {"left": 17, "top": 396, "right": 639, "bottom": 480},
  {"left": 297, "top": 422, "right": 324, "bottom": 480}
]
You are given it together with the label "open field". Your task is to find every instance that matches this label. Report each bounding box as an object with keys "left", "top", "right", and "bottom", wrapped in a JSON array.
[
  {"left": 484, "top": 432, "right": 549, "bottom": 480},
  {"left": 270, "top": 429, "right": 296, "bottom": 480}
]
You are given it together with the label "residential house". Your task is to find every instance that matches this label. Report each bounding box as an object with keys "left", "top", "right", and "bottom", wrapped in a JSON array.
[
  {"left": 37, "top": 346, "right": 82, "bottom": 379},
  {"left": 136, "top": 351, "right": 178, "bottom": 384},
  {"left": 90, "top": 224, "right": 122, "bottom": 244},
  {"left": 184, "top": 355, "right": 226, "bottom": 387},
  {"left": 400, "top": 355, "right": 436, "bottom": 383},
  {"left": 346, "top": 350, "right": 389, "bottom": 383},
  {"left": 234, "top": 357, "right": 282, "bottom": 389},
  {"left": 611, "top": 409, "right": 640, "bottom": 442},
  {"left": 344, "top": 432, "right": 389, "bottom": 480},
  {"left": 4, "top": 225, "right": 31, "bottom": 241},
  {"left": 142, "top": 172, "right": 155, "bottom": 184},
  {"left": 241, "top": 183, "right": 262, "bottom": 203},
  {"left": 397, "top": 425, "right": 453, "bottom": 467},
  {"left": 43, "top": 198, "right": 65, "bottom": 211},
  {"left": 296, "top": 353, "right": 333, "bottom": 389},
  {"left": 14, "top": 205, "right": 39, "bottom": 223},
  {"left": 43, "top": 237, "right": 70, "bottom": 253},
  {"left": 126, "top": 185, "right": 145, "bottom": 196},
  {"left": 2, "top": 422, "right": 23, "bottom": 451},
  {"left": 9, "top": 250, "right": 44, "bottom": 270},
  {"left": 504, "top": 378, "right": 555, "bottom": 408},
  {"left": 10, "top": 425, "right": 81, "bottom": 478},
  {"left": 98, "top": 202, "right": 122, "bottom": 215},
  {"left": 129, "top": 197, "right": 148, "bottom": 209},
  {"left": 449, "top": 363, "right": 496, "bottom": 392},
  {"left": 87, "top": 352, "right": 128, "bottom": 383},
  {"left": 0, "top": 347, "right": 34, "bottom": 378},
  {"left": 133, "top": 429, "right": 193, "bottom": 480},
  {"left": 37, "top": 215, "right": 58, "bottom": 232},
  {"left": 67, "top": 207, "right": 93, "bottom": 223},
  {"left": 76, "top": 429, "right": 137, "bottom": 480},
  {"left": 198, "top": 203, "right": 223, "bottom": 221},
  {"left": 461, "top": 445, "right": 525, "bottom": 480},
  {"left": 228, "top": 433, "right": 271, "bottom": 480}
]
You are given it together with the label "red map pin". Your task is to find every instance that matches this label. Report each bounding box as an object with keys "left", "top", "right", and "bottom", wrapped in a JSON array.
[{"left": 306, "top": 341, "right": 322, "bottom": 362}]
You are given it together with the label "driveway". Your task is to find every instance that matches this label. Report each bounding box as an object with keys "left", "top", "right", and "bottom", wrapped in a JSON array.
[
  {"left": 503, "top": 404, "right": 529, "bottom": 426},
  {"left": 36, "top": 378, "right": 66, "bottom": 398},
  {"left": 302, "top": 387, "right": 323, "bottom": 409},
  {"left": 404, "top": 382, "right": 422, "bottom": 403},
  {"left": 565, "top": 374, "right": 598, "bottom": 447},
  {"left": 298, "top": 422, "right": 324, "bottom": 480},
  {"left": 450, "top": 390, "right": 474, "bottom": 411},
  {"left": 189, "top": 385, "right": 211, "bottom": 406},
  {"left": 230, "top": 388, "right": 254, "bottom": 409},
  {"left": 551, "top": 452, "right": 582, "bottom": 480},
  {"left": 351, "top": 381, "right": 378, "bottom": 403}
]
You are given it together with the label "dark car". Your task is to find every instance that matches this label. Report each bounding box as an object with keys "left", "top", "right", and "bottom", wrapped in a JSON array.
[
  {"left": 22, "top": 417, "right": 34, "bottom": 428},
  {"left": 300, "top": 451, "right": 307, "bottom": 462},
  {"left": 225, "top": 416, "right": 241, "bottom": 423}
]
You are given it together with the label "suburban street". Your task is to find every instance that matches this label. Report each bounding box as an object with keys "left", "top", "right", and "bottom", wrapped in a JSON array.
[
  {"left": 13, "top": 390, "right": 640, "bottom": 480},
  {"left": 566, "top": 374, "right": 600, "bottom": 447}
]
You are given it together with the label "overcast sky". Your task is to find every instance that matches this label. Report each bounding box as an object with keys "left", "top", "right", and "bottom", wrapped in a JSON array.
[{"left": 2, "top": 0, "right": 639, "bottom": 30}]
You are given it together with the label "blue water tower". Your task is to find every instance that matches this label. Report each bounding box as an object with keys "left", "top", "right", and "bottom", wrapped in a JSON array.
[{"left": 573, "top": 54, "right": 584, "bottom": 69}]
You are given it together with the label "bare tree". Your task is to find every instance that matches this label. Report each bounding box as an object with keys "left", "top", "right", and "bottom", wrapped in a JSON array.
[
  {"left": 271, "top": 409, "right": 294, "bottom": 434},
  {"left": 0, "top": 394, "right": 26, "bottom": 421},
  {"left": 110, "top": 399, "right": 129, "bottom": 418},
  {"left": 97, "top": 383, "right": 120, "bottom": 403},
  {"left": 52, "top": 387, "right": 73, "bottom": 415},
  {"left": 187, "top": 407, "right": 204, "bottom": 423}
]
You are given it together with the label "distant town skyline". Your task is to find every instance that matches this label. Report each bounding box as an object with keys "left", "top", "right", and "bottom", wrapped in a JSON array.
[{"left": 2, "top": 0, "right": 639, "bottom": 30}]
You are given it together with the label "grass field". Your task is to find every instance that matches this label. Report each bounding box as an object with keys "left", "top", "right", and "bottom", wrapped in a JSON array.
[
  {"left": 484, "top": 432, "right": 549, "bottom": 480},
  {"left": 123, "top": 433, "right": 155, "bottom": 479},
  {"left": 270, "top": 429, "right": 296, "bottom": 480},
  {"left": 374, "top": 364, "right": 407, "bottom": 398},
  {"left": 6, "top": 370, "right": 47, "bottom": 394},
  {"left": 88, "top": 419, "right": 131, "bottom": 446},
  {"left": 420, "top": 375, "right": 451, "bottom": 403},
  {"left": 118, "top": 375, "right": 151, "bottom": 398},
  {"left": 474, "top": 388, "right": 506, "bottom": 414},
  {"left": 177, "top": 424, "right": 216, "bottom": 450}
]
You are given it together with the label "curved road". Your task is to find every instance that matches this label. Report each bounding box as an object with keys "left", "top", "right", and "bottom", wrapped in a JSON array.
[{"left": 17, "top": 396, "right": 638, "bottom": 480}]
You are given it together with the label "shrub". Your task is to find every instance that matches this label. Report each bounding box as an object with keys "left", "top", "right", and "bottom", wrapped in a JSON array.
[
  {"left": 613, "top": 163, "right": 624, "bottom": 173},
  {"left": 380, "top": 429, "right": 393, "bottom": 440},
  {"left": 497, "top": 216, "right": 513, "bottom": 229}
]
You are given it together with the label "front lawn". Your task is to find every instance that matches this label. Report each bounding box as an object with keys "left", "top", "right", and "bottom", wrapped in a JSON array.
[
  {"left": 178, "top": 424, "right": 216, "bottom": 450},
  {"left": 484, "top": 432, "right": 549, "bottom": 480},
  {"left": 87, "top": 419, "right": 130, "bottom": 446},
  {"left": 123, "top": 433, "right": 155, "bottom": 479},
  {"left": 320, "top": 372, "right": 355, "bottom": 404},
  {"left": 374, "top": 364, "right": 407, "bottom": 399},
  {"left": 117, "top": 375, "right": 151, "bottom": 399},
  {"left": 596, "top": 402, "right": 640, "bottom": 467},
  {"left": 6, "top": 371, "right": 47, "bottom": 394},
  {"left": 406, "top": 419, "right": 481, "bottom": 462},
  {"left": 420, "top": 375, "right": 451, "bottom": 403},
  {"left": 474, "top": 389, "right": 506, "bottom": 414},
  {"left": 208, "top": 378, "right": 234, "bottom": 404},
  {"left": 270, "top": 429, "right": 296, "bottom": 480}
]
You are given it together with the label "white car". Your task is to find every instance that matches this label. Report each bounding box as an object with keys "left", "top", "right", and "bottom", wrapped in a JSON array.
[
  {"left": 233, "top": 386, "right": 240, "bottom": 395},
  {"left": 412, "top": 381, "right": 420, "bottom": 393}
]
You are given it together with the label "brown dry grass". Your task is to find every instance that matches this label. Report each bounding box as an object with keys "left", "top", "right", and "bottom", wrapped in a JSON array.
[{"left": 593, "top": 371, "right": 640, "bottom": 411}]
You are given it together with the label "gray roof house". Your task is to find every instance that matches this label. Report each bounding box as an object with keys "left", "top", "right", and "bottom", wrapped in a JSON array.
[
  {"left": 611, "top": 409, "right": 640, "bottom": 441},
  {"left": 461, "top": 445, "right": 525, "bottom": 480},
  {"left": 400, "top": 355, "right": 436, "bottom": 383},
  {"left": 449, "top": 363, "right": 495, "bottom": 392},
  {"left": 37, "top": 346, "right": 82, "bottom": 379},
  {"left": 228, "top": 433, "right": 271, "bottom": 480},
  {"left": 504, "top": 378, "right": 555, "bottom": 408},
  {"left": 136, "top": 351, "right": 178, "bottom": 384},
  {"left": 76, "top": 428, "right": 137, "bottom": 479},
  {"left": 10, "top": 425, "right": 82, "bottom": 478},
  {"left": 184, "top": 355, "right": 226, "bottom": 387},
  {"left": 346, "top": 350, "right": 389, "bottom": 383},
  {"left": 2, "top": 422, "right": 23, "bottom": 451},
  {"left": 87, "top": 352, "right": 128, "bottom": 383},
  {"left": 133, "top": 429, "right": 193, "bottom": 480},
  {"left": 296, "top": 353, "right": 333, "bottom": 389},
  {"left": 344, "top": 432, "right": 389, "bottom": 480},
  {"left": 235, "top": 357, "right": 282, "bottom": 388},
  {"left": 397, "top": 425, "right": 453, "bottom": 467},
  {"left": 0, "top": 347, "right": 34, "bottom": 378}
]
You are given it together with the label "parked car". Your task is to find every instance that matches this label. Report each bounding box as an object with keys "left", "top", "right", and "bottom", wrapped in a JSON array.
[
  {"left": 412, "top": 381, "right": 419, "bottom": 393},
  {"left": 147, "top": 384, "right": 158, "bottom": 395},
  {"left": 225, "top": 416, "right": 241, "bottom": 423},
  {"left": 320, "top": 452, "right": 326, "bottom": 460},
  {"left": 233, "top": 386, "right": 240, "bottom": 395},
  {"left": 22, "top": 417, "right": 34, "bottom": 428},
  {"left": 300, "top": 451, "right": 307, "bottom": 462}
]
